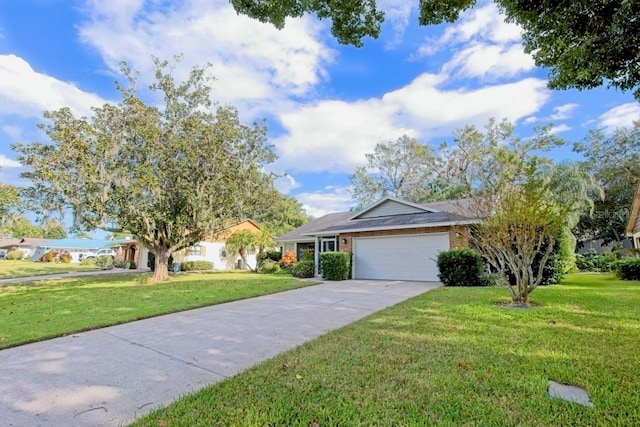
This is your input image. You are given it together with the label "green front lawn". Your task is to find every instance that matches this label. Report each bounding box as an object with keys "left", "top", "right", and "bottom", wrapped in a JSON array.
[
  {"left": 0, "top": 259, "right": 100, "bottom": 279},
  {"left": 133, "top": 273, "right": 640, "bottom": 426},
  {"left": 0, "top": 272, "right": 313, "bottom": 349}
]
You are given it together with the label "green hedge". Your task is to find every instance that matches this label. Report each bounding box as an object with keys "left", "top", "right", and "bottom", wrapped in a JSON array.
[
  {"left": 320, "top": 251, "right": 351, "bottom": 281},
  {"left": 292, "top": 260, "right": 314, "bottom": 278},
  {"left": 614, "top": 257, "right": 640, "bottom": 280},
  {"left": 6, "top": 250, "right": 23, "bottom": 260},
  {"left": 437, "top": 248, "right": 487, "bottom": 287},
  {"left": 180, "top": 261, "right": 213, "bottom": 271},
  {"left": 96, "top": 255, "right": 114, "bottom": 269},
  {"left": 258, "top": 260, "right": 281, "bottom": 274}
]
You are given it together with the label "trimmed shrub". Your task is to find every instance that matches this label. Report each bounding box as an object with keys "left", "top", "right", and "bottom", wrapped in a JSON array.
[
  {"left": 6, "top": 250, "right": 24, "bottom": 260},
  {"left": 180, "top": 260, "right": 213, "bottom": 271},
  {"left": 58, "top": 251, "right": 72, "bottom": 263},
  {"left": 43, "top": 250, "right": 59, "bottom": 263},
  {"left": 614, "top": 257, "right": 640, "bottom": 280},
  {"left": 96, "top": 255, "right": 114, "bottom": 269},
  {"left": 257, "top": 250, "right": 282, "bottom": 269},
  {"left": 80, "top": 258, "right": 96, "bottom": 266},
  {"left": 437, "top": 248, "right": 487, "bottom": 287},
  {"left": 258, "top": 259, "right": 281, "bottom": 274},
  {"left": 320, "top": 251, "right": 351, "bottom": 281},
  {"left": 292, "top": 260, "right": 314, "bottom": 278}
]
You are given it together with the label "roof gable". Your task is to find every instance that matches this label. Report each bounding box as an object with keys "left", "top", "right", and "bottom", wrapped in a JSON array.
[{"left": 351, "top": 197, "right": 434, "bottom": 219}]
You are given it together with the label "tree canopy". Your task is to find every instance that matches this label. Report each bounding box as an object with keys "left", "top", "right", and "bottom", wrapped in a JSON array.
[
  {"left": 13, "top": 57, "right": 277, "bottom": 281},
  {"left": 573, "top": 121, "right": 640, "bottom": 245},
  {"left": 231, "top": 1, "right": 640, "bottom": 99}
]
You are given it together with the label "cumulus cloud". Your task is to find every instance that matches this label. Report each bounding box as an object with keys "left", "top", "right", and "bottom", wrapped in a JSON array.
[
  {"left": 377, "top": 0, "right": 416, "bottom": 48},
  {"left": 416, "top": 2, "right": 532, "bottom": 80},
  {"left": 0, "top": 154, "right": 21, "bottom": 168},
  {"left": 0, "top": 54, "right": 107, "bottom": 118},
  {"left": 273, "top": 74, "right": 549, "bottom": 174},
  {"left": 295, "top": 185, "right": 355, "bottom": 218},
  {"left": 78, "top": 0, "right": 334, "bottom": 115},
  {"left": 599, "top": 103, "right": 640, "bottom": 132},
  {"left": 273, "top": 174, "right": 301, "bottom": 194}
]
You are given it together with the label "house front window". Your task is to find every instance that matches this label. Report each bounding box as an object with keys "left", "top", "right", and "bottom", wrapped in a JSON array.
[
  {"left": 321, "top": 236, "right": 337, "bottom": 252},
  {"left": 188, "top": 244, "right": 202, "bottom": 256}
]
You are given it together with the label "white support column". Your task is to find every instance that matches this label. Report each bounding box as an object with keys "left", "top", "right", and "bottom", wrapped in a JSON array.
[{"left": 314, "top": 236, "right": 320, "bottom": 277}]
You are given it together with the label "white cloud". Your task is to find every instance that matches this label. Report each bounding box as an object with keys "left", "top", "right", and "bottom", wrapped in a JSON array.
[
  {"left": 0, "top": 54, "right": 107, "bottom": 118},
  {"left": 274, "top": 74, "right": 549, "bottom": 174},
  {"left": 295, "top": 185, "right": 355, "bottom": 218},
  {"left": 78, "top": 0, "right": 334, "bottom": 115},
  {"left": 416, "top": 2, "right": 530, "bottom": 81},
  {"left": 599, "top": 103, "right": 640, "bottom": 132},
  {"left": 2, "top": 125, "right": 23, "bottom": 140},
  {"left": 0, "top": 154, "right": 21, "bottom": 168},
  {"left": 273, "top": 174, "right": 300, "bottom": 194},
  {"left": 549, "top": 124, "right": 571, "bottom": 134},
  {"left": 549, "top": 103, "right": 579, "bottom": 120},
  {"left": 377, "top": 0, "right": 416, "bottom": 48},
  {"left": 442, "top": 42, "right": 535, "bottom": 80}
]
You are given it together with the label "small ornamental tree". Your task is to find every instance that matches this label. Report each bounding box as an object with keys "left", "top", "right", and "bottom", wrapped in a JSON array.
[{"left": 225, "top": 230, "right": 258, "bottom": 272}]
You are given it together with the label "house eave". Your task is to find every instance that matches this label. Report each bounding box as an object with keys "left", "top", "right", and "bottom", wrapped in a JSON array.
[
  {"left": 301, "top": 219, "right": 481, "bottom": 237},
  {"left": 349, "top": 196, "right": 438, "bottom": 220}
]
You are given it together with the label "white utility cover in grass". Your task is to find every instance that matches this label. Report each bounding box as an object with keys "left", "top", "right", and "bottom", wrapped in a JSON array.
[{"left": 353, "top": 233, "right": 449, "bottom": 282}]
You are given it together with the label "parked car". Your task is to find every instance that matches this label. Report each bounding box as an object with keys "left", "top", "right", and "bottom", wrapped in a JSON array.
[{"left": 78, "top": 248, "right": 116, "bottom": 261}]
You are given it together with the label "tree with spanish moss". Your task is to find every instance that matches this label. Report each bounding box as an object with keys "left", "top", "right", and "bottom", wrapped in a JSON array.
[{"left": 13, "top": 57, "right": 276, "bottom": 282}]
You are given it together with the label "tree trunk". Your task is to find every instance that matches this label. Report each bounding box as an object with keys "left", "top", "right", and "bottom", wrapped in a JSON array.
[
  {"left": 511, "top": 283, "right": 530, "bottom": 305},
  {"left": 152, "top": 249, "right": 171, "bottom": 282},
  {"left": 239, "top": 248, "right": 254, "bottom": 272}
]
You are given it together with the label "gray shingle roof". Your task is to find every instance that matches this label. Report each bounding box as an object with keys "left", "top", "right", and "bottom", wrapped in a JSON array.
[
  {"left": 276, "top": 211, "right": 354, "bottom": 241},
  {"left": 316, "top": 211, "right": 469, "bottom": 234},
  {"left": 275, "top": 197, "right": 482, "bottom": 241}
]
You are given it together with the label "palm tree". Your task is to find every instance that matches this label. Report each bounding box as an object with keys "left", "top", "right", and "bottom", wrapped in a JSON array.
[{"left": 225, "top": 230, "right": 257, "bottom": 272}]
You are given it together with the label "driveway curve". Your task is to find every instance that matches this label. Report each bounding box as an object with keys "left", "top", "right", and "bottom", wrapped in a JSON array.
[{"left": 0, "top": 279, "right": 440, "bottom": 426}]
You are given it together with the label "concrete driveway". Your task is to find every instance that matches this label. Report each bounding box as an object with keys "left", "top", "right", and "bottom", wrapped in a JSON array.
[{"left": 0, "top": 279, "right": 441, "bottom": 426}]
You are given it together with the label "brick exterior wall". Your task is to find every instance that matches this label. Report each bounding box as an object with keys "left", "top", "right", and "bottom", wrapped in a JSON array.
[{"left": 337, "top": 225, "right": 470, "bottom": 252}]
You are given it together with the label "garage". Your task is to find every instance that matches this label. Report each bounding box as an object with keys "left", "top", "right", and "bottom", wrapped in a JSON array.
[{"left": 353, "top": 233, "right": 450, "bottom": 281}]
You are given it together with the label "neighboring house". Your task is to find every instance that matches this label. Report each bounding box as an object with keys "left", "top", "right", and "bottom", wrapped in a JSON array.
[
  {"left": 34, "top": 238, "right": 121, "bottom": 263},
  {"left": 173, "top": 219, "right": 262, "bottom": 270},
  {"left": 625, "top": 179, "right": 640, "bottom": 249},
  {"left": 0, "top": 238, "right": 55, "bottom": 259},
  {"left": 276, "top": 197, "right": 480, "bottom": 282}
]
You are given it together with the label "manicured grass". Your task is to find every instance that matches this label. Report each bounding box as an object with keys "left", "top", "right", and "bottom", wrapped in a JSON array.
[
  {"left": 0, "top": 259, "right": 99, "bottom": 279},
  {"left": 0, "top": 272, "right": 313, "bottom": 349},
  {"left": 132, "top": 273, "right": 640, "bottom": 426}
]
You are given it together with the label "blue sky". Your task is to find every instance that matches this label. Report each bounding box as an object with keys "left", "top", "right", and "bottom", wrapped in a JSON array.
[{"left": 1, "top": 0, "right": 639, "bottom": 220}]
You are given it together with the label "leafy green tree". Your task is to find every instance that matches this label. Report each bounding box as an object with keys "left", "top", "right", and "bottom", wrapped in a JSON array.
[
  {"left": 574, "top": 121, "right": 640, "bottom": 246},
  {"left": 0, "top": 184, "right": 21, "bottom": 226},
  {"left": 13, "top": 57, "right": 276, "bottom": 282},
  {"left": 41, "top": 217, "right": 67, "bottom": 239},
  {"left": 0, "top": 215, "right": 43, "bottom": 238},
  {"left": 468, "top": 125, "right": 599, "bottom": 303},
  {"left": 225, "top": 230, "right": 258, "bottom": 272},
  {"left": 253, "top": 193, "right": 311, "bottom": 237},
  {"left": 349, "top": 135, "right": 443, "bottom": 208},
  {"left": 231, "top": 1, "right": 640, "bottom": 99}
]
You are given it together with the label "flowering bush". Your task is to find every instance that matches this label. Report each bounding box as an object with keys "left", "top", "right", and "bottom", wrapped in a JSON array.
[{"left": 279, "top": 251, "right": 297, "bottom": 269}]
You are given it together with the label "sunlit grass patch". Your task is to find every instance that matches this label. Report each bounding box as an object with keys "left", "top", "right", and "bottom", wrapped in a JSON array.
[
  {"left": 0, "top": 272, "right": 312, "bottom": 349},
  {"left": 132, "top": 273, "right": 640, "bottom": 426}
]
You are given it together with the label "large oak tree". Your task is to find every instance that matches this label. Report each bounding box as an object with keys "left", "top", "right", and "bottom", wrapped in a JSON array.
[
  {"left": 13, "top": 58, "right": 276, "bottom": 281},
  {"left": 231, "top": 0, "right": 640, "bottom": 99}
]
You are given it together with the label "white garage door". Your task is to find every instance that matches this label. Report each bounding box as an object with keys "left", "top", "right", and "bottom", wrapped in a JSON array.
[{"left": 353, "top": 233, "right": 449, "bottom": 281}]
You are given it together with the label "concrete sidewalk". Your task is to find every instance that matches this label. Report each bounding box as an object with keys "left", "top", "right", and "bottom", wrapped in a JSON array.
[
  {"left": 0, "top": 279, "right": 440, "bottom": 426},
  {"left": 0, "top": 268, "right": 149, "bottom": 285}
]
